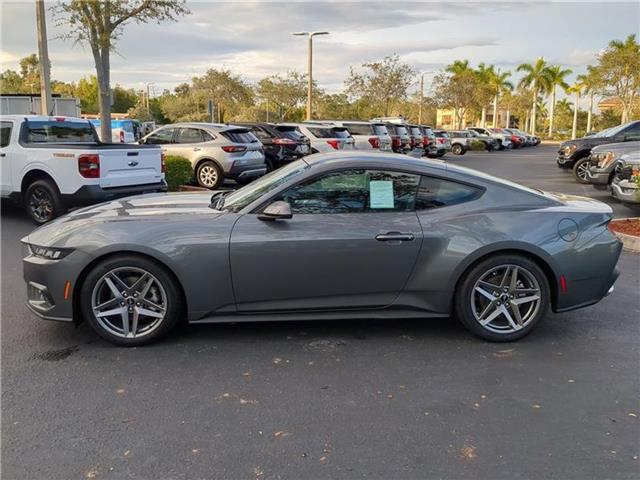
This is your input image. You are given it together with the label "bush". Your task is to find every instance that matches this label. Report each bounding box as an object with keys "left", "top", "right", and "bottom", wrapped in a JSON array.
[
  {"left": 164, "top": 155, "right": 193, "bottom": 191},
  {"left": 469, "top": 139, "right": 486, "bottom": 151}
]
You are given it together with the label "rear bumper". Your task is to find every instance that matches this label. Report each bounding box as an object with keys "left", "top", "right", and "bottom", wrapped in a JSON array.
[
  {"left": 64, "top": 181, "right": 168, "bottom": 207},
  {"left": 228, "top": 165, "right": 267, "bottom": 180}
]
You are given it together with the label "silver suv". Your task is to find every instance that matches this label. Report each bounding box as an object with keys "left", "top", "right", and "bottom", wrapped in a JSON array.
[{"left": 141, "top": 123, "right": 266, "bottom": 189}]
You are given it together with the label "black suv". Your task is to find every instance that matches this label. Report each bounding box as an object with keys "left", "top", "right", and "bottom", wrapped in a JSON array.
[
  {"left": 236, "top": 123, "right": 311, "bottom": 171},
  {"left": 556, "top": 121, "right": 640, "bottom": 178}
]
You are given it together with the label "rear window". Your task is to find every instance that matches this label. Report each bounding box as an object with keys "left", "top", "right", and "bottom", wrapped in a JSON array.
[
  {"left": 275, "top": 126, "right": 307, "bottom": 141},
  {"left": 23, "top": 120, "right": 97, "bottom": 143},
  {"left": 422, "top": 127, "right": 435, "bottom": 138},
  {"left": 307, "top": 127, "right": 351, "bottom": 139},
  {"left": 372, "top": 124, "right": 389, "bottom": 136},
  {"left": 221, "top": 129, "right": 259, "bottom": 144},
  {"left": 410, "top": 127, "right": 422, "bottom": 136},
  {"left": 416, "top": 176, "right": 483, "bottom": 210},
  {"left": 344, "top": 123, "right": 373, "bottom": 136},
  {"left": 435, "top": 132, "right": 449, "bottom": 138},
  {"left": 394, "top": 126, "right": 408, "bottom": 136}
]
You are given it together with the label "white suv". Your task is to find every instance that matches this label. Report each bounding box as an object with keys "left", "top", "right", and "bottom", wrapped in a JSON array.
[
  {"left": 286, "top": 124, "right": 355, "bottom": 153},
  {"left": 304, "top": 120, "right": 391, "bottom": 151}
]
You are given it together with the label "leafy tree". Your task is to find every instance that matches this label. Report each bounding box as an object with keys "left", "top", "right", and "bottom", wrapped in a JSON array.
[
  {"left": 53, "top": 0, "right": 190, "bottom": 141},
  {"left": 567, "top": 81, "right": 584, "bottom": 139},
  {"left": 112, "top": 85, "right": 139, "bottom": 113},
  {"left": 546, "top": 65, "right": 572, "bottom": 136},
  {"left": 432, "top": 70, "right": 483, "bottom": 128},
  {"left": 75, "top": 75, "right": 100, "bottom": 114},
  {"left": 345, "top": 54, "right": 415, "bottom": 116},
  {"left": 19, "top": 54, "right": 41, "bottom": 93},
  {"left": 191, "top": 68, "right": 253, "bottom": 122},
  {"left": 592, "top": 34, "right": 640, "bottom": 123},
  {"left": 445, "top": 60, "right": 472, "bottom": 75},
  {"left": 517, "top": 58, "right": 552, "bottom": 135},
  {"left": 484, "top": 67, "right": 512, "bottom": 128},
  {"left": 577, "top": 66, "right": 603, "bottom": 132},
  {"left": 0, "top": 70, "right": 24, "bottom": 93},
  {"left": 256, "top": 71, "right": 311, "bottom": 121}
]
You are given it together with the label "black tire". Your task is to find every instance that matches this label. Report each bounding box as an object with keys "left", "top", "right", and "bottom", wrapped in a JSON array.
[
  {"left": 572, "top": 157, "right": 591, "bottom": 184},
  {"left": 497, "top": 140, "right": 504, "bottom": 150},
  {"left": 24, "top": 179, "right": 65, "bottom": 224},
  {"left": 454, "top": 254, "right": 550, "bottom": 342},
  {"left": 80, "top": 255, "right": 183, "bottom": 347},
  {"left": 451, "top": 144, "right": 464, "bottom": 155},
  {"left": 196, "top": 160, "right": 223, "bottom": 189},
  {"left": 264, "top": 156, "right": 275, "bottom": 173}
]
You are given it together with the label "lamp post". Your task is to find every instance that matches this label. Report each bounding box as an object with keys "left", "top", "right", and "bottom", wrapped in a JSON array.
[
  {"left": 292, "top": 31, "right": 329, "bottom": 120},
  {"left": 418, "top": 71, "right": 434, "bottom": 125},
  {"left": 145, "top": 82, "right": 155, "bottom": 113},
  {"left": 35, "top": 0, "right": 52, "bottom": 115}
]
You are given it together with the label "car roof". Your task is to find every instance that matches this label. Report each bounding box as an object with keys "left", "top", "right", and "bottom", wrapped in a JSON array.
[
  {"left": 303, "top": 151, "right": 447, "bottom": 171},
  {"left": 162, "top": 122, "right": 247, "bottom": 132},
  {"left": 1, "top": 114, "right": 89, "bottom": 122}
]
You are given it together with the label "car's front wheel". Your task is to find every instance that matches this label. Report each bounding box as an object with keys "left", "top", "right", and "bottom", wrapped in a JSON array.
[
  {"left": 451, "top": 144, "right": 464, "bottom": 155},
  {"left": 80, "top": 255, "right": 183, "bottom": 346},
  {"left": 573, "top": 157, "right": 591, "bottom": 184},
  {"left": 455, "top": 254, "right": 550, "bottom": 342}
]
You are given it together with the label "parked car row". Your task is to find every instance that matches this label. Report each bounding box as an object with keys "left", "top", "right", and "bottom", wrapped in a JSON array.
[{"left": 556, "top": 120, "right": 640, "bottom": 208}]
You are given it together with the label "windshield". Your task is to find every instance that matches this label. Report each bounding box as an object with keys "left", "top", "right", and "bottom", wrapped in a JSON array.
[
  {"left": 596, "top": 123, "right": 631, "bottom": 138},
  {"left": 220, "top": 160, "right": 310, "bottom": 213}
]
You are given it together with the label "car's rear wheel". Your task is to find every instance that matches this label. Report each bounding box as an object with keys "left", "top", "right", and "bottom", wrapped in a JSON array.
[
  {"left": 452, "top": 144, "right": 464, "bottom": 155},
  {"left": 455, "top": 254, "right": 549, "bottom": 342},
  {"left": 196, "top": 160, "right": 223, "bottom": 189},
  {"left": 573, "top": 157, "right": 591, "bottom": 184},
  {"left": 24, "top": 179, "right": 65, "bottom": 224},
  {"left": 80, "top": 255, "right": 182, "bottom": 346}
]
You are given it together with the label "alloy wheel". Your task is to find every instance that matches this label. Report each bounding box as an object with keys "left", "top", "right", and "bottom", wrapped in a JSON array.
[
  {"left": 91, "top": 267, "right": 167, "bottom": 339},
  {"left": 199, "top": 165, "right": 218, "bottom": 188},
  {"left": 470, "top": 264, "right": 541, "bottom": 334},
  {"left": 576, "top": 161, "right": 590, "bottom": 182},
  {"left": 28, "top": 187, "right": 54, "bottom": 223}
]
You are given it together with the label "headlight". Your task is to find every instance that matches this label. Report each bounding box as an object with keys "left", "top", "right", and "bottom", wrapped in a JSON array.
[
  {"left": 563, "top": 144, "right": 577, "bottom": 156},
  {"left": 597, "top": 151, "right": 616, "bottom": 168},
  {"left": 28, "top": 244, "right": 73, "bottom": 260}
]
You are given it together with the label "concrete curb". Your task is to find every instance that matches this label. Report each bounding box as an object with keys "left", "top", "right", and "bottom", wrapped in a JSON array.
[{"left": 610, "top": 217, "right": 640, "bottom": 253}]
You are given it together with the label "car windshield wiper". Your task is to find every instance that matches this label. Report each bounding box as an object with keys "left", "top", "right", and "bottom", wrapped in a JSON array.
[{"left": 209, "top": 190, "right": 233, "bottom": 210}]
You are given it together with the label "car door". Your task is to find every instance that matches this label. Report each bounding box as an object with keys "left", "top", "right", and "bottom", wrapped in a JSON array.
[
  {"left": 0, "top": 121, "right": 13, "bottom": 195},
  {"left": 229, "top": 168, "right": 424, "bottom": 312},
  {"left": 169, "top": 127, "right": 212, "bottom": 163}
]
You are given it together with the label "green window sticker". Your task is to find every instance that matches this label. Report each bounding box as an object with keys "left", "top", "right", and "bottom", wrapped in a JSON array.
[{"left": 369, "top": 180, "right": 394, "bottom": 209}]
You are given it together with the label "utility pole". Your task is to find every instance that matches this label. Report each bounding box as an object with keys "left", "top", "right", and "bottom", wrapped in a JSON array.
[
  {"left": 293, "top": 31, "right": 329, "bottom": 121},
  {"left": 35, "top": 0, "right": 52, "bottom": 115}
]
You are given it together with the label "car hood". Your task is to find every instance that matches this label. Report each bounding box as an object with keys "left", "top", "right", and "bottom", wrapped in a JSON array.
[
  {"left": 560, "top": 136, "right": 614, "bottom": 149},
  {"left": 24, "top": 192, "right": 223, "bottom": 247},
  {"left": 591, "top": 141, "right": 640, "bottom": 155}
]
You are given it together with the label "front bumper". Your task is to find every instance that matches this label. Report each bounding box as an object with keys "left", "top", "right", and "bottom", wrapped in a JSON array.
[
  {"left": 556, "top": 154, "right": 574, "bottom": 167},
  {"left": 22, "top": 248, "right": 90, "bottom": 322},
  {"left": 611, "top": 180, "right": 640, "bottom": 204},
  {"left": 586, "top": 167, "right": 611, "bottom": 187},
  {"left": 64, "top": 181, "right": 168, "bottom": 207}
]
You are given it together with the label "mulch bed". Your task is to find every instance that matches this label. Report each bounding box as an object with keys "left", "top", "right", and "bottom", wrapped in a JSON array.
[{"left": 609, "top": 218, "right": 640, "bottom": 237}]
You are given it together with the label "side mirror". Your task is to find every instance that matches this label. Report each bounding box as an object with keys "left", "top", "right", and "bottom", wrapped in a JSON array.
[{"left": 258, "top": 201, "right": 292, "bottom": 221}]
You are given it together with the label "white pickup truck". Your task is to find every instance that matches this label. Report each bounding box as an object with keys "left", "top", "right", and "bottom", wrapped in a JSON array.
[{"left": 0, "top": 115, "right": 167, "bottom": 223}]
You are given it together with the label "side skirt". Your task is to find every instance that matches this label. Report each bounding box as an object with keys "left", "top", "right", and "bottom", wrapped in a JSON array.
[{"left": 189, "top": 308, "right": 449, "bottom": 325}]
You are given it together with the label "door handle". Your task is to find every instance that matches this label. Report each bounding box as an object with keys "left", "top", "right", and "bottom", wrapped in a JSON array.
[
  {"left": 193, "top": 147, "right": 201, "bottom": 152},
  {"left": 375, "top": 232, "right": 415, "bottom": 242}
]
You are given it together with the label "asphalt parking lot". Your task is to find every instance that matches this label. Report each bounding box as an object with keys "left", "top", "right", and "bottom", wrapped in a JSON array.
[{"left": 2, "top": 144, "right": 639, "bottom": 480}]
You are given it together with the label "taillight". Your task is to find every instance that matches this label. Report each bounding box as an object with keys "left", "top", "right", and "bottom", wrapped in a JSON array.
[
  {"left": 409, "top": 137, "right": 416, "bottom": 148},
  {"left": 78, "top": 154, "right": 100, "bottom": 178},
  {"left": 273, "top": 137, "right": 297, "bottom": 146},
  {"left": 326, "top": 140, "right": 339, "bottom": 150},
  {"left": 423, "top": 137, "right": 430, "bottom": 147},
  {"left": 437, "top": 138, "right": 445, "bottom": 144},
  {"left": 119, "top": 130, "right": 125, "bottom": 142},
  {"left": 368, "top": 137, "right": 380, "bottom": 149},
  {"left": 221, "top": 145, "right": 247, "bottom": 153},
  {"left": 511, "top": 135, "right": 519, "bottom": 143},
  {"left": 391, "top": 136, "right": 401, "bottom": 147},
  {"left": 161, "top": 151, "right": 166, "bottom": 173},
  {"left": 54, "top": 117, "right": 65, "bottom": 122}
]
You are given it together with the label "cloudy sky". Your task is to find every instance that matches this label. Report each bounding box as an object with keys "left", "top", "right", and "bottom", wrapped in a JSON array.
[{"left": 1, "top": 0, "right": 638, "bottom": 100}]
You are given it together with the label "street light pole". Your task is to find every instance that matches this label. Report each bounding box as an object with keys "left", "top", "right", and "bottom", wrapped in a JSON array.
[
  {"left": 35, "top": 0, "right": 52, "bottom": 115},
  {"left": 418, "top": 74, "right": 424, "bottom": 125},
  {"left": 293, "top": 31, "right": 329, "bottom": 121}
]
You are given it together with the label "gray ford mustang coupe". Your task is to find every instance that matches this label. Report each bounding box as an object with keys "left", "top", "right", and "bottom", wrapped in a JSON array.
[{"left": 22, "top": 152, "right": 621, "bottom": 346}]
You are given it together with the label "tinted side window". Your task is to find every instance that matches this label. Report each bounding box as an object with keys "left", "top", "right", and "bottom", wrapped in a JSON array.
[
  {"left": 622, "top": 122, "right": 640, "bottom": 141},
  {"left": 25, "top": 121, "right": 96, "bottom": 143},
  {"left": 1, "top": 121, "right": 12, "bottom": 147},
  {"left": 146, "top": 128, "right": 175, "bottom": 144},
  {"left": 251, "top": 127, "right": 272, "bottom": 141},
  {"left": 344, "top": 123, "right": 373, "bottom": 136},
  {"left": 176, "top": 128, "right": 205, "bottom": 144},
  {"left": 416, "top": 176, "right": 482, "bottom": 210},
  {"left": 276, "top": 169, "right": 420, "bottom": 214}
]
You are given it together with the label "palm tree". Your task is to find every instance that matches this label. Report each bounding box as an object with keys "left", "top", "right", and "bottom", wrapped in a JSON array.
[
  {"left": 577, "top": 66, "right": 601, "bottom": 133},
  {"left": 445, "top": 59, "right": 472, "bottom": 75},
  {"left": 517, "top": 58, "right": 552, "bottom": 135},
  {"left": 546, "top": 65, "right": 572, "bottom": 137},
  {"left": 485, "top": 67, "right": 513, "bottom": 128},
  {"left": 567, "top": 81, "right": 584, "bottom": 139}
]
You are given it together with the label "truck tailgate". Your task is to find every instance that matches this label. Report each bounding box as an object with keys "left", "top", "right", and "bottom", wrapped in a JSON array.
[{"left": 99, "top": 148, "right": 163, "bottom": 188}]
